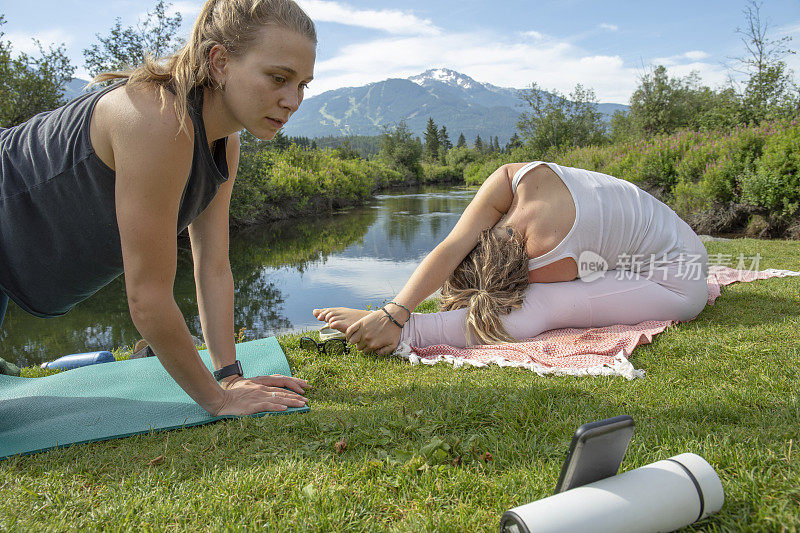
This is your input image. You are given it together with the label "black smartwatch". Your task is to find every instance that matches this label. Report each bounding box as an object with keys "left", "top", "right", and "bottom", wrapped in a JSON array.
[{"left": 213, "top": 360, "right": 243, "bottom": 382}]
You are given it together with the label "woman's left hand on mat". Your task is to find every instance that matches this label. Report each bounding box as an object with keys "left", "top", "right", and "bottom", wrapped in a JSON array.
[
  {"left": 221, "top": 374, "right": 310, "bottom": 396},
  {"left": 346, "top": 311, "right": 402, "bottom": 355},
  {"left": 214, "top": 375, "right": 309, "bottom": 415}
]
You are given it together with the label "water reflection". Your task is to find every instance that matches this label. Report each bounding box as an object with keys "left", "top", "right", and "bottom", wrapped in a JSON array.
[{"left": 0, "top": 186, "right": 475, "bottom": 366}]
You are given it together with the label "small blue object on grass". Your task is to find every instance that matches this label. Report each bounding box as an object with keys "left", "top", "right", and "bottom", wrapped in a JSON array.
[{"left": 41, "top": 351, "right": 116, "bottom": 371}]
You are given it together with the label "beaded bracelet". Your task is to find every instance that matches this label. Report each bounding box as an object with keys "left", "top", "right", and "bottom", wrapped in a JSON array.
[
  {"left": 380, "top": 306, "right": 404, "bottom": 329},
  {"left": 388, "top": 301, "right": 412, "bottom": 320}
]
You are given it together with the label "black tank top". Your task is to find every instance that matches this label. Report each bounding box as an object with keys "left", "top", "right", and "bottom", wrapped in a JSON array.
[{"left": 0, "top": 81, "right": 229, "bottom": 317}]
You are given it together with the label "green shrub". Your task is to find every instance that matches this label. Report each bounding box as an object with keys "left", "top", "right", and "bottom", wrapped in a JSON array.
[
  {"left": 421, "top": 163, "right": 461, "bottom": 183},
  {"left": 553, "top": 144, "right": 610, "bottom": 171},
  {"left": 603, "top": 147, "right": 639, "bottom": 181},
  {"left": 701, "top": 156, "right": 740, "bottom": 204},
  {"left": 742, "top": 125, "right": 800, "bottom": 220},
  {"left": 675, "top": 137, "right": 716, "bottom": 184},
  {"left": 231, "top": 145, "right": 401, "bottom": 226},
  {"left": 672, "top": 178, "right": 712, "bottom": 219},
  {"left": 464, "top": 156, "right": 506, "bottom": 185},
  {"left": 630, "top": 141, "right": 682, "bottom": 190},
  {"left": 444, "top": 146, "right": 480, "bottom": 172},
  {"left": 545, "top": 121, "right": 794, "bottom": 223}
]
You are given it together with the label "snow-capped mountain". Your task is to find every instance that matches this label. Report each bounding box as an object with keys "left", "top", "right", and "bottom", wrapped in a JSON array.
[
  {"left": 408, "top": 68, "right": 484, "bottom": 90},
  {"left": 284, "top": 68, "right": 628, "bottom": 143}
]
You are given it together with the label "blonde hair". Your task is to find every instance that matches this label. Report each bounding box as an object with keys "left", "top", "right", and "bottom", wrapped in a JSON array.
[
  {"left": 439, "top": 228, "right": 530, "bottom": 345},
  {"left": 93, "top": 0, "right": 316, "bottom": 135}
]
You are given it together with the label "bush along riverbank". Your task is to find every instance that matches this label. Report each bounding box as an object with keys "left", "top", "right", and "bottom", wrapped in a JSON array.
[
  {"left": 230, "top": 143, "right": 466, "bottom": 228},
  {"left": 230, "top": 144, "right": 399, "bottom": 227},
  {"left": 229, "top": 121, "right": 493, "bottom": 228},
  {"left": 464, "top": 120, "right": 800, "bottom": 239}
]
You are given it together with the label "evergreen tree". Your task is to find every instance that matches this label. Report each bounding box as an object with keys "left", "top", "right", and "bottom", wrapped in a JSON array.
[
  {"left": 269, "top": 130, "right": 290, "bottom": 149},
  {"left": 291, "top": 135, "right": 312, "bottom": 148},
  {"left": 378, "top": 121, "right": 423, "bottom": 178},
  {"left": 456, "top": 132, "right": 467, "bottom": 148},
  {"left": 474, "top": 135, "right": 485, "bottom": 152},
  {"left": 492, "top": 136, "right": 500, "bottom": 152},
  {"left": 505, "top": 133, "right": 522, "bottom": 151},
  {"left": 438, "top": 126, "right": 453, "bottom": 151},
  {"left": 423, "top": 117, "right": 440, "bottom": 162}
]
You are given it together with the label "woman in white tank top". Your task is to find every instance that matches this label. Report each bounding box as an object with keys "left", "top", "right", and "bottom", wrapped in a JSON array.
[{"left": 314, "top": 162, "right": 709, "bottom": 351}]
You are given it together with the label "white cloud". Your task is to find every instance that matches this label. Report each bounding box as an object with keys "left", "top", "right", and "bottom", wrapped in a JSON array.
[
  {"left": 296, "top": 0, "right": 440, "bottom": 36},
  {"left": 599, "top": 23, "right": 618, "bottom": 31},
  {"left": 4, "top": 30, "right": 74, "bottom": 56},
  {"left": 684, "top": 50, "right": 709, "bottom": 61},
  {"left": 653, "top": 50, "right": 711, "bottom": 66},
  {"left": 522, "top": 30, "right": 546, "bottom": 40},
  {"left": 308, "top": 30, "right": 638, "bottom": 103}
]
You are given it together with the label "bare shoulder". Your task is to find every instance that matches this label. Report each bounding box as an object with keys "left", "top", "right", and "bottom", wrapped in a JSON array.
[
  {"left": 504, "top": 162, "right": 530, "bottom": 177},
  {"left": 512, "top": 161, "right": 560, "bottom": 191},
  {"left": 91, "top": 81, "right": 194, "bottom": 171},
  {"left": 512, "top": 161, "right": 557, "bottom": 178}
]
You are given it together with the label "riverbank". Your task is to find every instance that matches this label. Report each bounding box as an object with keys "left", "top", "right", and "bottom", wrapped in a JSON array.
[
  {"left": 230, "top": 144, "right": 465, "bottom": 228},
  {"left": 3, "top": 238, "right": 799, "bottom": 531}
]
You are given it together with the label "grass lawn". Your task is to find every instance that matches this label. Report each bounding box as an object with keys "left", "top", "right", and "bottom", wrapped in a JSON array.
[{"left": 1, "top": 238, "right": 799, "bottom": 531}]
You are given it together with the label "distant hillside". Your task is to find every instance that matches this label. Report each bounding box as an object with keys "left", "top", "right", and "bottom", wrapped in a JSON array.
[
  {"left": 283, "top": 68, "right": 628, "bottom": 144},
  {"left": 63, "top": 78, "right": 92, "bottom": 101}
]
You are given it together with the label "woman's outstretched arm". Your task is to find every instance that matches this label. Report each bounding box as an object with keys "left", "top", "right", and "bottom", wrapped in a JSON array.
[
  {"left": 188, "top": 134, "right": 309, "bottom": 413},
  {"left": 343, "top": 163, "right": 523, "bottom": 354},
  {"left": 112, "top": 86, "right": 306, "bottom": 415}
]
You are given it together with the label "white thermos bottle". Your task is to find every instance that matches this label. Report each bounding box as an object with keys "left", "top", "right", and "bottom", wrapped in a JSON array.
[{"left": 501, "top": 453, "right": 724, "bottom": 533}]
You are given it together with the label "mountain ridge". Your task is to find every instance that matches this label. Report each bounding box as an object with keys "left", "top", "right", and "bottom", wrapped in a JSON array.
[{"left": 283, "top": 68, "right": 628, "bottom": 143}]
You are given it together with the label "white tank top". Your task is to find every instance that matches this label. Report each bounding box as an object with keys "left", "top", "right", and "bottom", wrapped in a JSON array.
[{"left": 512, "top": 162, "right": 686, "bottom": 272}]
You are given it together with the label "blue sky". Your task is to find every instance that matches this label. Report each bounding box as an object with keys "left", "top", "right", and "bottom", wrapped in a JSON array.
[{"left": 3, "top": 0, "right": 800, "bottom": 103}]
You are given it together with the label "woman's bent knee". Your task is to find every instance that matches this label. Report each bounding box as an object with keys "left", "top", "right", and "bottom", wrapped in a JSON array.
[{"left": 675, "top": 283, "right": 709, "bottom": 322}]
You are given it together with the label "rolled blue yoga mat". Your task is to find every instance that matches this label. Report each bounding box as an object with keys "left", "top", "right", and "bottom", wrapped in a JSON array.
[{"left": 0, "top": 337, "right": 309, "bottom": 459}]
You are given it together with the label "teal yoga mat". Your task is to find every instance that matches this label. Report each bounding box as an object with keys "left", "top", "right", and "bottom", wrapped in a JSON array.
[{"left": 0, "top": 337, "right": 309, "bottom": 459}]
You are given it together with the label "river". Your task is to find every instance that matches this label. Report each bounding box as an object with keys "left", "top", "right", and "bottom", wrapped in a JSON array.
[{"left": 1, "top": 186, "right": 476, "bottom": 367}]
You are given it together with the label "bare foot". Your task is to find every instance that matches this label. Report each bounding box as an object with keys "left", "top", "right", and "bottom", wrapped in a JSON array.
[{"left": 313, "top": 307, "right": 371, "bottom": 333}]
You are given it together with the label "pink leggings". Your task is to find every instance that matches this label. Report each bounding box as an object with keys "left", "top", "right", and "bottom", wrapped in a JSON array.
[{"left": 399, "top": 246, "right": 709, "bottom": 349}]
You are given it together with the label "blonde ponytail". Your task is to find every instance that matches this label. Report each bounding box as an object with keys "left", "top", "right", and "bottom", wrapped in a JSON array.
[{"left": 440, "top": 228, "right": 530, "bottom": 345}]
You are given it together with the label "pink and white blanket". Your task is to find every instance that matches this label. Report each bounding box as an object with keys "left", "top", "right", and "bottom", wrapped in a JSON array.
[{"left": 394, "top": 266, "right": 800, "bottom": 379}]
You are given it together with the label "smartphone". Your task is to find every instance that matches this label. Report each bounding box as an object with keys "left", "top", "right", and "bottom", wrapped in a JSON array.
[{"left": 553, "top": 415, "right": 635, "bottom": 494}]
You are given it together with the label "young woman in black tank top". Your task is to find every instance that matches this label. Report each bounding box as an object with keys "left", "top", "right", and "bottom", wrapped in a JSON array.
[{"left": 0, "top": 0, "right": 314, "bottom": 416}]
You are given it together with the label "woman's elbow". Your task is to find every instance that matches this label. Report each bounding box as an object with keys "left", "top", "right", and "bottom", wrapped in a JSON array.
[{"left": 126, "top": 284, "right": 175, "bottom": 326}]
